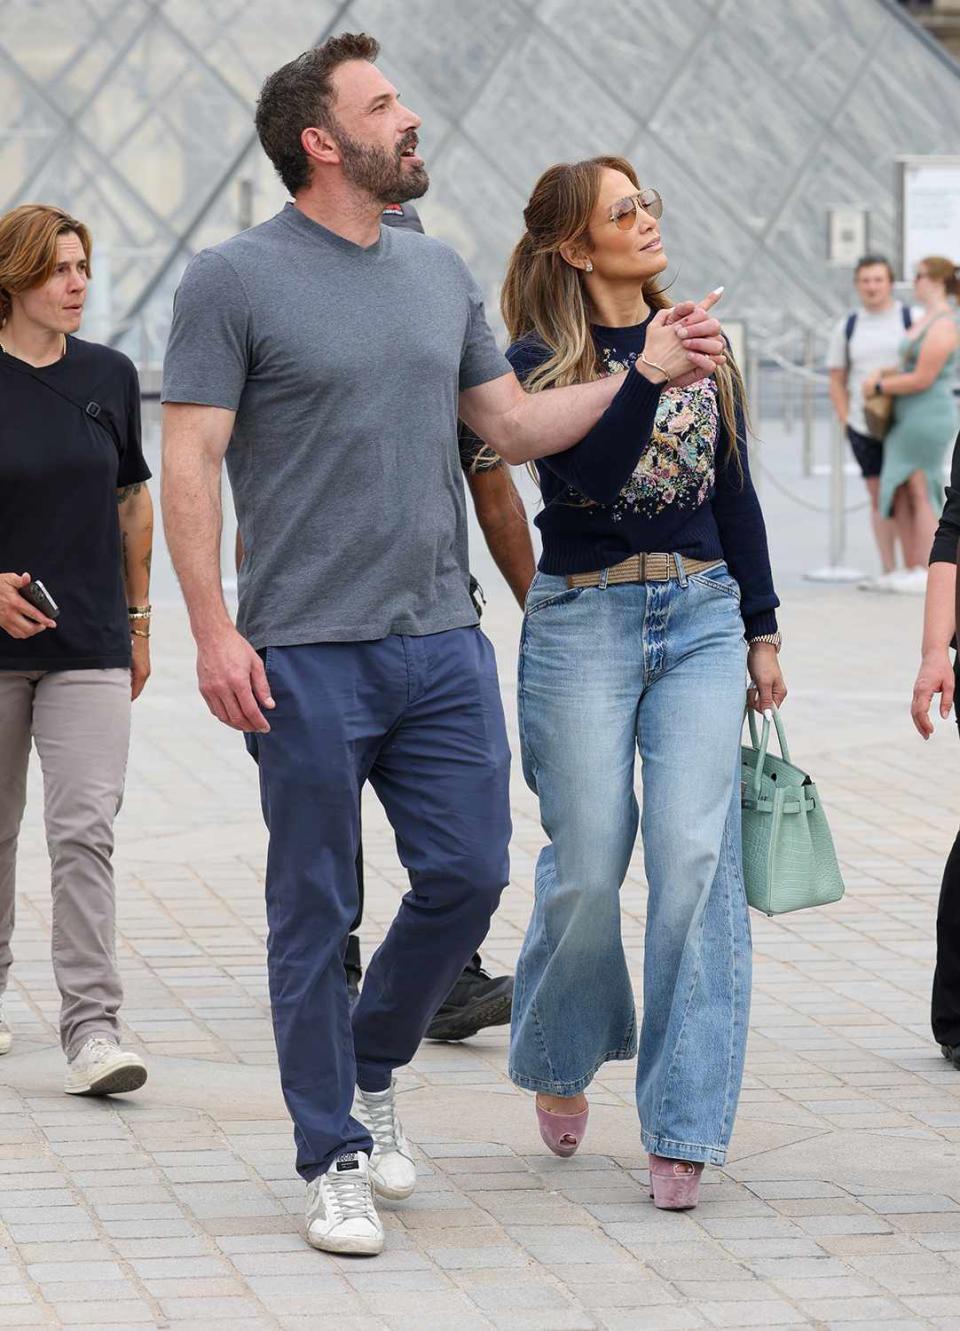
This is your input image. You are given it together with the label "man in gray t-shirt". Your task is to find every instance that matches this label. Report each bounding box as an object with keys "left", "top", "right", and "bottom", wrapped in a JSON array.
[{"left": 161, "top": 32, "right": 720, "bottom": 1257}]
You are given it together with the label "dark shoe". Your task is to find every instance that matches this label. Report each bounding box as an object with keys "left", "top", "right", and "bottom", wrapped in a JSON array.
[
  {"left": 941, "top": 1044, "right": 960, "bottom": 1070},
  {"left": 345, "top": 935, "right": 362, "bottom": 1012},
  {"left": 426, "top": 955, "right": 513, "bottom": 1041}
]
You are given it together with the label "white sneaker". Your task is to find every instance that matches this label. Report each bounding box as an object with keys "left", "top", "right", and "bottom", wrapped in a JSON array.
[
  {"left": 857, "top": 570, "right": 899, "bottom": 593},
  {"left": 305, "top": 1151, "right": 383, "bottom": 1255},
  {"left": 353, "top": 1080, "right": 417, "bottom": 1200},
  {"left": 64, "top": 1037, "right": 147, "bottom": 1096},
  {"left": 0, "top": 1012, "right": 12, "bottom": 1056},
  {"left": 888, "top": 566, "right": 929, "bottom": 595}
]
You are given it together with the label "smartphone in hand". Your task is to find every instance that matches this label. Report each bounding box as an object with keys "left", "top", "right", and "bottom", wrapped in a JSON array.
[{"left": 23, "top": 579, "right": 60, "bottom": 620}]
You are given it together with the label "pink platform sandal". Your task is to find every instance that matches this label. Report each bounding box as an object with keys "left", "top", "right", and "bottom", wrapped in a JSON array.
[
  {"left": 535, "top": 1097, "right": 589, "bottom": 1158},
  {"left": 648, "top": 1154, "right": 704, "bottom": 1209}
]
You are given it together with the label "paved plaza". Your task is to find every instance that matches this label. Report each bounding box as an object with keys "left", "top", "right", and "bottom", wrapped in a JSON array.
[{"left": 2, "top": 420, "right": 960, "bottom": 1330}]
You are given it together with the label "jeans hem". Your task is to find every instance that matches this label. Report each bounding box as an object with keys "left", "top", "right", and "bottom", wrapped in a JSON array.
[
  {"left": 508, "top": 1045, "right": 636, "bottom": 1096},
  {"left": 301, "top": 1144, "right": 372, "bottom": 1185},
  {"left": 640, "top": 1128, "right": 727, "bottom": 1166}
]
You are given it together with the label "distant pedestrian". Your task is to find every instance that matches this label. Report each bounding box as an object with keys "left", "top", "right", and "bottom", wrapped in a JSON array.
[
  {"left": 827, "top": 254, "right": 913, "bottom": 590},
  {"left": 870, "top": 257, "right": 959, "bottom": 595}
]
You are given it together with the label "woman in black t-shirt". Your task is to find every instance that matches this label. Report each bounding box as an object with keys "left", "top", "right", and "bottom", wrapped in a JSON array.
[{"left": 0, "top": 204, "right": 152, "bottom": 1097}]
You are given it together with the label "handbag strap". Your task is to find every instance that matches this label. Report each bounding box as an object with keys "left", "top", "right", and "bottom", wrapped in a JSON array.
[
  {"left": 3, "top": 356, "right": 121, "bottom": 453},
  {"left": 745, "top": 705, "right": 792, "bottom": 802}
]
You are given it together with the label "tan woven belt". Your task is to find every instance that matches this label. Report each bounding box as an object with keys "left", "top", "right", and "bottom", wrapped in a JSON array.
[{"left": 566, "top": 553, "right": 721, "bottom": 589}]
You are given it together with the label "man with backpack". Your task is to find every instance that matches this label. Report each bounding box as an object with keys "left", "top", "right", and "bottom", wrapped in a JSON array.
[{"left": 827, "top": 254, "right": 913, "bottom": 589}]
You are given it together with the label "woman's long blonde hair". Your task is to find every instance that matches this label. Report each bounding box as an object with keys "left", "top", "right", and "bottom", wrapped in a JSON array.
[{"left": 501, "top": 156, "right": 746, "bottom": 466}]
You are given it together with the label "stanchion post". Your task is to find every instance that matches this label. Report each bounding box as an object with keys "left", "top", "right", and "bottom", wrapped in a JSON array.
[
  {"left": 802, "top": 328, "right": 815, "bottom": 477},
  {"left": 804, "top": 416, "right": 865, "bottom": 583}
]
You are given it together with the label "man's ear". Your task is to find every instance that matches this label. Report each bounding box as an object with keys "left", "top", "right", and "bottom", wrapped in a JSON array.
[{"left": 302, "top": 125, "right": 340, "bottom": 167}]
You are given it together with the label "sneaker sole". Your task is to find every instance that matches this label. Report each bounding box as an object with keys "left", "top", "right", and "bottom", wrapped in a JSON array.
[
  {"left": 306, "top": 1227, "right": 383, "bottom": 1256},
  {"left": 426, "top": 991, "right": 512, "bottom": 1042},
  {"left": 65, "top": 1062, "right": 148, "bottom": 1097},
  {"left": 369, "top": 1168, "right": 416, "bottom": 1202}
]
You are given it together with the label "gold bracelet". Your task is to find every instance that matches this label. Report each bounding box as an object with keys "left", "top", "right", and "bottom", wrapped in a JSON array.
[
  {"left": 638, "top": 351, "right": 669, "bottom": 383},
  {"left": 128, "top": 604, "right": 152, "bottom": 616},
  {"left": 128, "top": 611, "right": 152, "bottom": 621},
  {"left": 130, "top": 627, "right": 150, "bottom": 638}
]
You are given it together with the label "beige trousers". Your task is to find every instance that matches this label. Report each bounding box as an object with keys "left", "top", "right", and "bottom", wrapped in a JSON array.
[{"left": 0, "top": 669, "right": 131, "bottom": 1057}]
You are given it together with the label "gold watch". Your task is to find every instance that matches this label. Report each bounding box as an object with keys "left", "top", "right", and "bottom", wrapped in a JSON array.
[{"left": 748, "top": 632, "right": 782, "bottom": 653}]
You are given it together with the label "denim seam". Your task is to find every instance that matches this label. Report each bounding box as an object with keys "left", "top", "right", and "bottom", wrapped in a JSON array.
[
  {"left": 719, "top": 818, "right": 740, "bottom": 1148},
  {"left": 524, "top": 588, "right": 585, "bottom": 617},
  {"left": 690, "top": 573, "right": 741, "bottom": 603},
  {"left": 650, "top": 872, "right": 710, "bottom": 1144},
  {"left": 509, "top": 1043, "right": 637, "bottom": 1096},
  {"left": 640, "top": 1129, "right": 727, "bottom": 1166}
]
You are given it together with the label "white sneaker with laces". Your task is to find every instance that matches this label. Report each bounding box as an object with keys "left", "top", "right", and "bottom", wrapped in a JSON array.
[
  {"left": 353, "top": 1079, "right": 417, "bottom": 1200},
  {"left": 305, "top": 1151, "right": 383, "bottom": 1255},
  {"left": 0, "top": 1012, "right": 12, "bottom": 1056},
  {"left": 64, "top": 1037, "right": 147, "bottom": 1096}
]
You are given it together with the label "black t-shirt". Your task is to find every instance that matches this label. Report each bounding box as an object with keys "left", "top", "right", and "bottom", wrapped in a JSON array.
[{"left": 0, "top": 335, "right": 151, "bottom": 670}]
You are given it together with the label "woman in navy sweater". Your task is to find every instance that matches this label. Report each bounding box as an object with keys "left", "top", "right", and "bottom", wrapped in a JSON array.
[{"left": 504, "top": 156, "right": 785, "bottom": 1210}]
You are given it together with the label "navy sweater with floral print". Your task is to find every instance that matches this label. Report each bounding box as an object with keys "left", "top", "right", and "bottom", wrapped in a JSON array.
[{"left": 507, "top": 317, "right": 779, "bottom": 638}]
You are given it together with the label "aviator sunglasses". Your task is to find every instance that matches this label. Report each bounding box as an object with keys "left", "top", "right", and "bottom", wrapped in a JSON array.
[{"left": 608, "top": 187, "right": 663, "bottom": 230}]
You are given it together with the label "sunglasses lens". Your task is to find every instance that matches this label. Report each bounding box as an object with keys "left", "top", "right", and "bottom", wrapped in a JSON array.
[
  {"left": 613, "top": 202, "right": 636, "bottom": 231},
  {"left": 639, "top": 188, "right": 663, "bottom": 221}
]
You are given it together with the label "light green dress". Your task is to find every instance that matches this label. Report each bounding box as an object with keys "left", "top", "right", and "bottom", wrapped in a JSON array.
[{"left": 879, "top": 312, "right": 959, "bottom": 518}]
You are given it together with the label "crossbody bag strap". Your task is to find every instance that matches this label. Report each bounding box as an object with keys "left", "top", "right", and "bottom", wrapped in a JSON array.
[{"left": 3, "top": 358, "right": 122, "bottom": 453}]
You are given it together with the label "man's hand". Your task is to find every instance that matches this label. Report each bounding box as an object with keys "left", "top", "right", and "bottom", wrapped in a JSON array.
[
  {"left": 912, "top": 649, "right": 955, "bottom": 739},
  {"left": 0, "top": 572, "right": 57, "bottom": 639},
  {"left": 747, "top": 643, "right": 787, "bottom": 714},
  {"left": 131, "top": 635, "right": 151, "bottom": 701},
  {"left": 658, "top": 288, "right": 726, "bottom": 390},
  {"left": 197, "top": 624, "right": 276, "bottom": 732}
]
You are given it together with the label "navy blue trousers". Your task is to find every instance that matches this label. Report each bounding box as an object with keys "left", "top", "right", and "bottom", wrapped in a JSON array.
[{"left": 249, "top": 628, "right": 512, "bottom": 1181}]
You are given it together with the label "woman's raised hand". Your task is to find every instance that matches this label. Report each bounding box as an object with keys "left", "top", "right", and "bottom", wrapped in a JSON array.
[
  {"left": 0, "top": 572, "right": 56, "bottom": 639},
  {"left": 636, "top": 289, "right": 726, "bottom": 390}
]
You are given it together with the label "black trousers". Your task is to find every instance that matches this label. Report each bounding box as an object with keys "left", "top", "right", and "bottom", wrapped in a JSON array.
[{"left": 932, "top": 656, "right": 960, "bottom": 1047}]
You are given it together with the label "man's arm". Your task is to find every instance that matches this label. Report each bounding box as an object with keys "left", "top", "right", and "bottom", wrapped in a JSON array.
[
  {"left": 467, "top": 467, "right": 535, "bottom": 609},
  {"left": 460, "top": 300, "right": 723, "bottom": 466},
  {"left": 161, "top": 402, "right": 273, "bottom": 732},
  {"left": 117, "top": 482, "right": 153, "bottom": 700},
  {"left": 828, "top": 368, "right": 849, "bottom": 428}
]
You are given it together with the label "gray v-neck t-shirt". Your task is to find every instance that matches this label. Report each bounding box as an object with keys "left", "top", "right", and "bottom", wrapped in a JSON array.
[{"left": 162, "top": 203, "right": 510, "bottom": 648}]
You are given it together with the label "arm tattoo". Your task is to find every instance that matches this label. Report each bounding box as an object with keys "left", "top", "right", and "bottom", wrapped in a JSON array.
[
  {"left": 121, "top": 531, "right": 129, "bottom": 580},
  {"left": 117, "top": 482, "right": 143, "bottom": 505}
]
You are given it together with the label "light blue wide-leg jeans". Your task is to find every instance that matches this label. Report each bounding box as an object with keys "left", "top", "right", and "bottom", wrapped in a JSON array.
[{"left": 510, "top": 560, "right": 751, "bottom": 1164}]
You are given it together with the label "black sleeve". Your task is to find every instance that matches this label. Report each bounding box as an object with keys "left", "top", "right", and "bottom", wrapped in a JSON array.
[
  {"left": 116, "top": 356, "right": 151, "bottom": 486},
  {"left": 710, "top": 387, "right": 779, "bottom": 638},
  {"left": 505, "top": 339, "right": 663, "bottom": 505},
  {"left": 930, "top": 430, "right": 960, "bottom": 565}
]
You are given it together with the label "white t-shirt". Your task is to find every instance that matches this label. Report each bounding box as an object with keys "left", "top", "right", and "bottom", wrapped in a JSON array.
[{"left": 826, "top": 303, "right": 913, "bottom": 437}]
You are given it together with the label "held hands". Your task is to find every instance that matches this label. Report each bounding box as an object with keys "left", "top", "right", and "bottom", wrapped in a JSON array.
[
  {"left": 747, "top": 643, "right": 788, "bottom": 714},
  {"left": 0, "top": 572, "right": 57, "bottom": 639},
  {"left": 911, "top": 649, "right": 955, "bottom": 739},
  {"left": 636, "top": 288, "right": 726, "bottom": 391},
  {"left": 197, "top": 623, "right": 276, "bottom": 733}
]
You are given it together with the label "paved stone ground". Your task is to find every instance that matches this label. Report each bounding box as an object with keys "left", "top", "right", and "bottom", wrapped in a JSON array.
[{"left": 3, "top": 415, "right": 960, "bottom": 1329}]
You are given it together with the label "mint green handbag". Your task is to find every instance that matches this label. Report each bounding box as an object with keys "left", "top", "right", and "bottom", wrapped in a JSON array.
[{"left": 740, "top": 707, "right": 845, "bottom": 916}]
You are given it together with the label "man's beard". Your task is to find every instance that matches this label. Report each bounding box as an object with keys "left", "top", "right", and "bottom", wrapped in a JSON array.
[{"left": 333, "top": 124, "right": 429, "bottom": 204}]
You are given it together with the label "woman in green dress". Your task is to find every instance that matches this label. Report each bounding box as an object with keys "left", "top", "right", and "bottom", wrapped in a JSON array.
[{"left": 868, "top": 256, "right": 959, "bottom": 594}]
